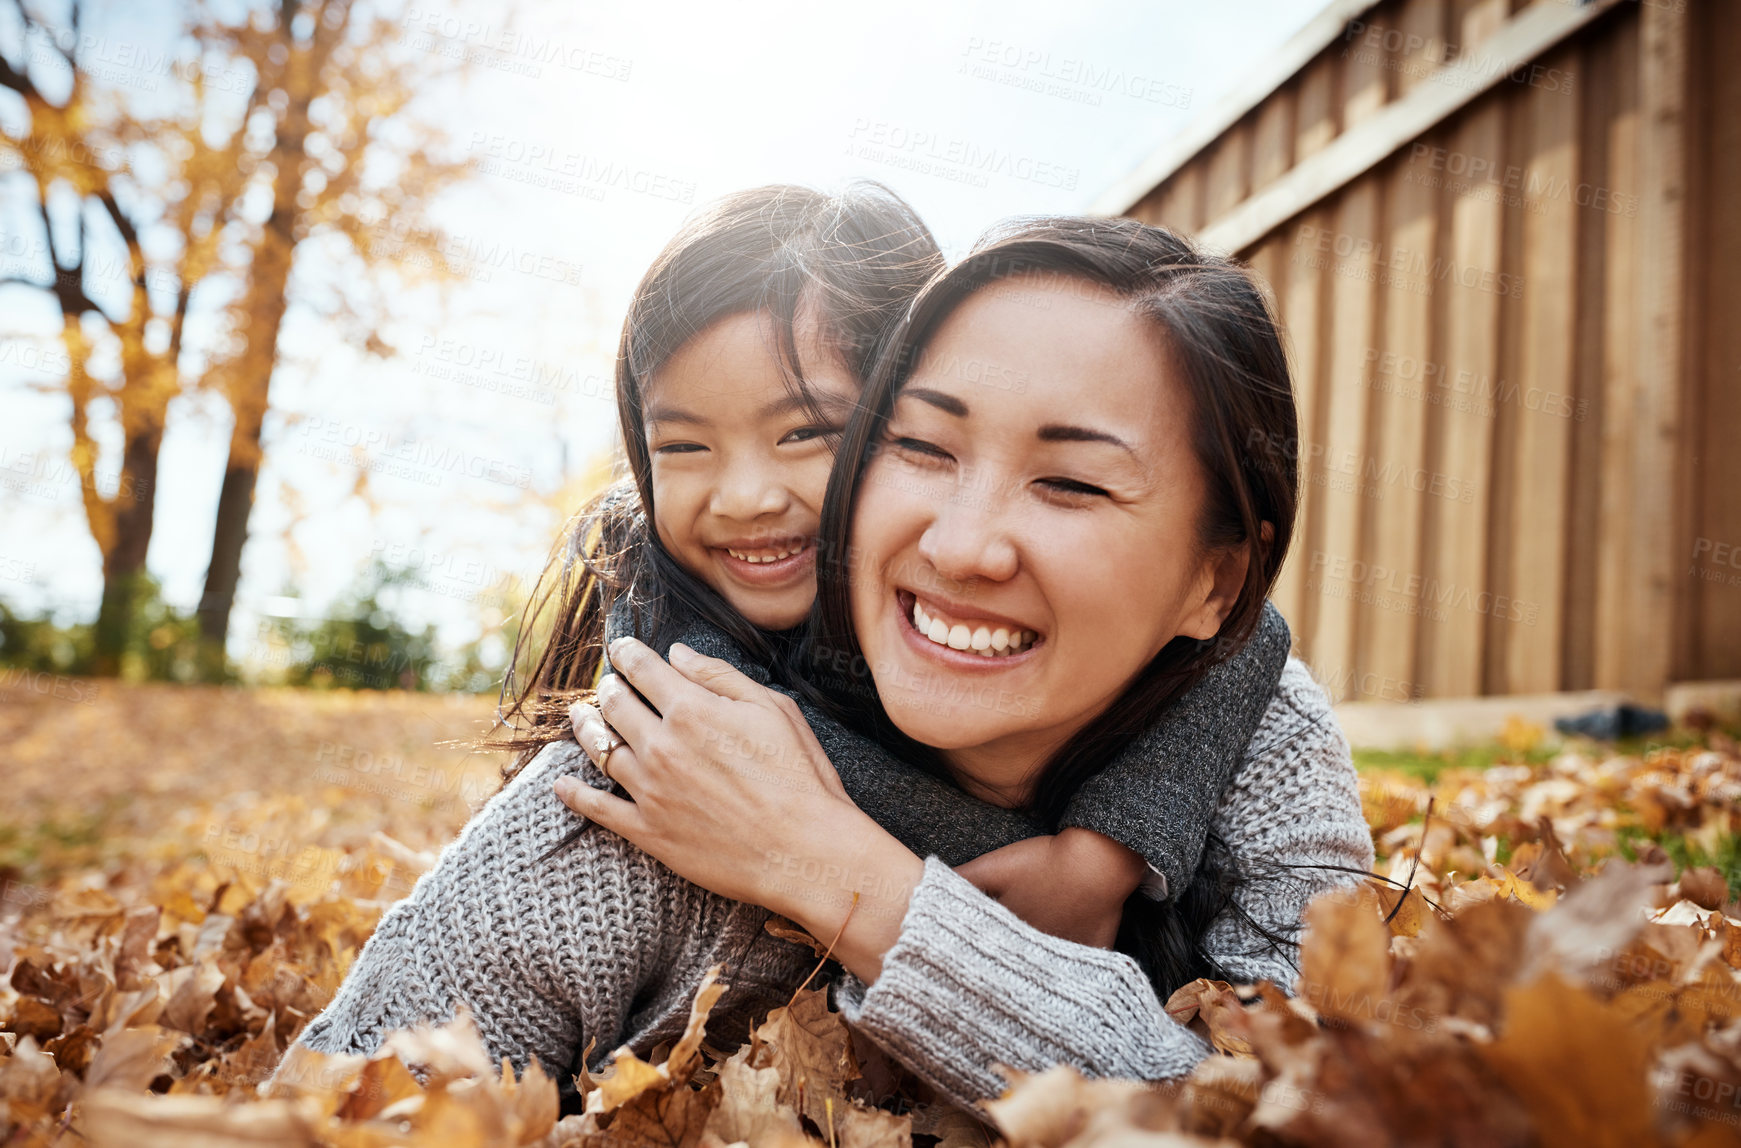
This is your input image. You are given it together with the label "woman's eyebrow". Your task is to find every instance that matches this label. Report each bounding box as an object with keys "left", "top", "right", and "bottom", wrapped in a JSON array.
[
  {"left": 901, "top": 387, "right": 968, "bottom": 417},
  {"left": 1036, "top": 423, "right": 1137, "bottom": 456}
]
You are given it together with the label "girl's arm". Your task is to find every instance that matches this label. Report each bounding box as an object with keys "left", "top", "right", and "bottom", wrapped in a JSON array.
[
  {"left": 1059, "top": 599, "right": 1293, "bottom": 900},
  {"left": 830, "top": 658, "right": 1373, "bottom": 1113},
  {"left": 954, "top": 602, "right": 1293, "bottom": 945}
]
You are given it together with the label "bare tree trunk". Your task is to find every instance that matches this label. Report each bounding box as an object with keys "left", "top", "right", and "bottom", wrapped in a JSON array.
[
  {"left": 91, "top": 432, "right": 161, "bottom": 675},
  {"left": 195, "top": 49, "right": 314, "bottom": 676}
]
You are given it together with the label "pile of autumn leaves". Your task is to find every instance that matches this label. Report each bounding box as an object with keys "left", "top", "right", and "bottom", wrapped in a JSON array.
[{"left": 6, "top": 732, "right": 1741, "bottom": 1147}]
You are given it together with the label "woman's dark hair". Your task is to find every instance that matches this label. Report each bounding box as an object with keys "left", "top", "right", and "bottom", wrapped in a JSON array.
[
  {"left": 800, "top": 216, "right": 1302, "bottom": 997},
  {"left": 488, "top": 183, "right": 945, "bottom": 775}
]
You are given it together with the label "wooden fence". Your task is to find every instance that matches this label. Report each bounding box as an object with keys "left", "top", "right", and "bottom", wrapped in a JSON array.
[{"left": 1099, "top": 0, "right": 1738, "bottom": 701}]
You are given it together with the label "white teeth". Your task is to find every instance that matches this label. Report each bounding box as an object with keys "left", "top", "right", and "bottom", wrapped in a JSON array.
[
  {"left": 727, "top": 545, "right": 798, "bottom": 563},
  {"left": 906, "top": 598, "right": 1037, "bottom": 658}
]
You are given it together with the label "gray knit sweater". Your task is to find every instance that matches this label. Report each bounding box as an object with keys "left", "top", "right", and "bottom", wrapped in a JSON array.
[{"left": 289, "top": 657, "right": 1372, "bottom": 1113}]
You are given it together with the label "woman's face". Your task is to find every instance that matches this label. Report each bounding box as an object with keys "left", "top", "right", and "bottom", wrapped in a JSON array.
[
  {"left": 647, "top": 309, "right": 857, "bottom": 630},
  {"left": 849, "top": 273, "right": 1244, "bottom": 792}
]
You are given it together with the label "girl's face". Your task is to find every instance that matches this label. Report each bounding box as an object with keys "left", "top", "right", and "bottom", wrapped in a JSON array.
[
  {"left": 646, "top": 310, "right": 857, "bottom": 630},
  {"left": 849, "top": 274, "right": 1246, "bottom": 799}
]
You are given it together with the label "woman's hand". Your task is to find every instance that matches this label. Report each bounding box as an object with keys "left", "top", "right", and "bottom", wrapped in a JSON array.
[
  {"left": 554, "top": 637, "right": 924, "bottom": 983},
  {"left": 955, "top": 828, "right": 1148, "bottom": 948}
]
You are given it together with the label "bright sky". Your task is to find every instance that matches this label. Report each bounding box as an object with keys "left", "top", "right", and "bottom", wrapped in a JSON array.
[{"left": 0, "top": 0, "right": 1322, "bottom": 669}]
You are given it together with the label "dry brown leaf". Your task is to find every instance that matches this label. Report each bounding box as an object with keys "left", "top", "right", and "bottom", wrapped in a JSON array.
[
  {"left": 595, "top": 1078, "right": 721, "bottom": 1148},
  {"left": 381, "top": 1010, "right": 495, "bottom": 1087},
  {"left": 1481, "top": 972, "right": 1657, "bottom": 1148},
  {"left": 158, "top": 955, "right": 225, "bottom": 1035},
  {"left": 1297, "top": 885, "right": 1393, "bottom": 1025},
  {"left": 750, "top": 986, "right": 862, "bottom": 1133},
  {"left": 835, "top": 1101, "right": 911, "bottom": 1148},
  {"left": 83, "top": 1025, "right": 184, "bottom": 1092},
  {"left": 80, "top": 1090, "right": 322, "bottom": 1147},
  {"left": 707, "top": 1046, "right": 807, "bottom": 1145},
  {"left": 764, "top": 916, "right": 831, "bottom": 960},
  {"left": 1162, "top": 979, "right": 1254, "bottom": 1055}
]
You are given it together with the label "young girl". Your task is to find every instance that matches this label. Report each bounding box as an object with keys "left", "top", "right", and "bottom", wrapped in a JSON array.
[
  {"left": 498, "top": 182, "right": 1291, "bottom": 940},
  {"left": 289, "top": 185, "right": 1293, "bottom": 1100}
]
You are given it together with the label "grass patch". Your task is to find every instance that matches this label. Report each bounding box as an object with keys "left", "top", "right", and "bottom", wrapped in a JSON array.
[
  {"left": 1617, "top": 828, "right": 1741, "bottom": 899},
  {"left": 1352, "top": 743, "right": 1558, "bottom": 784}
]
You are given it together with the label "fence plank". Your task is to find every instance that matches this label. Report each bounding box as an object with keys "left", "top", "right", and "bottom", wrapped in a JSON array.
[
  {"left": 1272, "top": 211, "right": 1333, "bottom": 646},
  {"left": 1593, "top": 17, "right": 1640, "bottom": 691},
  {"left": 1690, "top": 1, "right": 1741, "bottom": 680},
  {"left": 1504, "top": 52, "right": 1579, "bottom": 693},
  {"left": 1359, "top": 157, "right": 1438, "bottom": 699},
  {"left": 1312, "top": 178, "right": 1382, "bottom": 698},
  {"left": 1617, "top": 0, "right": 1689, "bottom": 699},
  {"left": 1419, "top": 100, "right": 1504, "bottom": 696}
]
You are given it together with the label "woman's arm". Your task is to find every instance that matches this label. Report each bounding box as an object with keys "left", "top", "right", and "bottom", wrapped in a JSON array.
[
  {"left": 283, "top": 741, "right": 784, "bottom": 1105},
  {"left": 828, "top": 658, "right": 1373, "bottom": 1113}
]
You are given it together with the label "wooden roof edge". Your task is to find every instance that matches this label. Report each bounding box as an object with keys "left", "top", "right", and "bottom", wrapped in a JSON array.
[{"left": 1087, "top": 0, "right": 1385, "bottom": 217}]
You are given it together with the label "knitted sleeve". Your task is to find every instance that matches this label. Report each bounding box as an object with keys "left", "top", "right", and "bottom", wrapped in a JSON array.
[
  {"left": 285, "top": 741, "right": 699, "bottom": 1096},
  {"left": 832, "top": 658, "right": 1374, "bottom": 1114},
  {"left": 1060, "top": 600, "right": 1292, "bottom": 900}
]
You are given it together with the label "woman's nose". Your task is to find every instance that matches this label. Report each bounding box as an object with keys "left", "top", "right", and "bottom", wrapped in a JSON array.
[
  {"left": 709, "top": 457, "right": 791, "bottom": 521},
  {"left": 916, "top": 493, "right": 1019, "bottom": 584}
]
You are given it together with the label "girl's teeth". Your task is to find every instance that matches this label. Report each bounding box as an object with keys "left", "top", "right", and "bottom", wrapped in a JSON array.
[
  {"left": 908, "top": 599, "right": 1035, "bottom": 657},
  {"left": 728, "top": 546, "right": 798, "bottom": 563}
]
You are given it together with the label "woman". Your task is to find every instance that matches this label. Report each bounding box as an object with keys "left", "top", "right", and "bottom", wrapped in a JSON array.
[{"left": 291, "top": 217, "right": 1371, "bottom": 1113}]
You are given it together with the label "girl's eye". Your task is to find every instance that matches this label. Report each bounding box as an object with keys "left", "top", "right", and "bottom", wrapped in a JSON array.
[
  {"left": 653, "top": 442, "right": 707, "bottom": 455},
  {"left": 1038, "top": 477, "right": 1110, "bottom": 499},
  {"left": 780, "top": 424, "right": 842, "bottom": 446}
]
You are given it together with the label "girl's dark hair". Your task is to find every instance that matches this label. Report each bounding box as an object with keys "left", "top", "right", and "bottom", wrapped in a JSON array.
[
  {"left": 489, "top": 183, "right": 945, "bottom": 774},
  {"left": 800, "top": 216, "right": 1302, "bottom": 997}
]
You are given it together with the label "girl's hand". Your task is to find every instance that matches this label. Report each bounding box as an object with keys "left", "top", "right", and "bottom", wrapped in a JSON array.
[
  {"left": 955, "top": 828, "right": 1147, "bottom": 948},
  {"left": 555, "top": 637, "right": 924, "bottom": 982}
]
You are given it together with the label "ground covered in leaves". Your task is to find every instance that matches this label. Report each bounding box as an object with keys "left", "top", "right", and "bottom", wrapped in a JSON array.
[{"left": 4, "top": 678, "right": 1741, "bottom": 1146}]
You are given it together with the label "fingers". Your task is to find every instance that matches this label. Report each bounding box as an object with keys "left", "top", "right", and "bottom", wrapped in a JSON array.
[
  {"left": 554, "top": 774, "right": 646, "bottom": 842},
  {"left": 573, "top": 709, "right": 645, "bottom": 792},
  {"left": 668, "top": 643, "right": 775, "bottom": 704},
  {"left": 569, "top": 700, "right": 603, "bottom": 742},
  {"left": 594, "top": 671, "right": 660, "bottom": 749},
  {"left": 606, "top": 637, "right": 708, "bottom": 718}
]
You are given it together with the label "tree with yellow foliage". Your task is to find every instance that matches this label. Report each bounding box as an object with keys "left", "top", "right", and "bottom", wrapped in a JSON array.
[{"left": 0, "top": 0, "right": 470, "bottom": 676}]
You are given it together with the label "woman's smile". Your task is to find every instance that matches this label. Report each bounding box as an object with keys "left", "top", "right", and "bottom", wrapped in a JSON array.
[{"left": 895, "top": 588, "right": 1042, "bottom": 665}]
